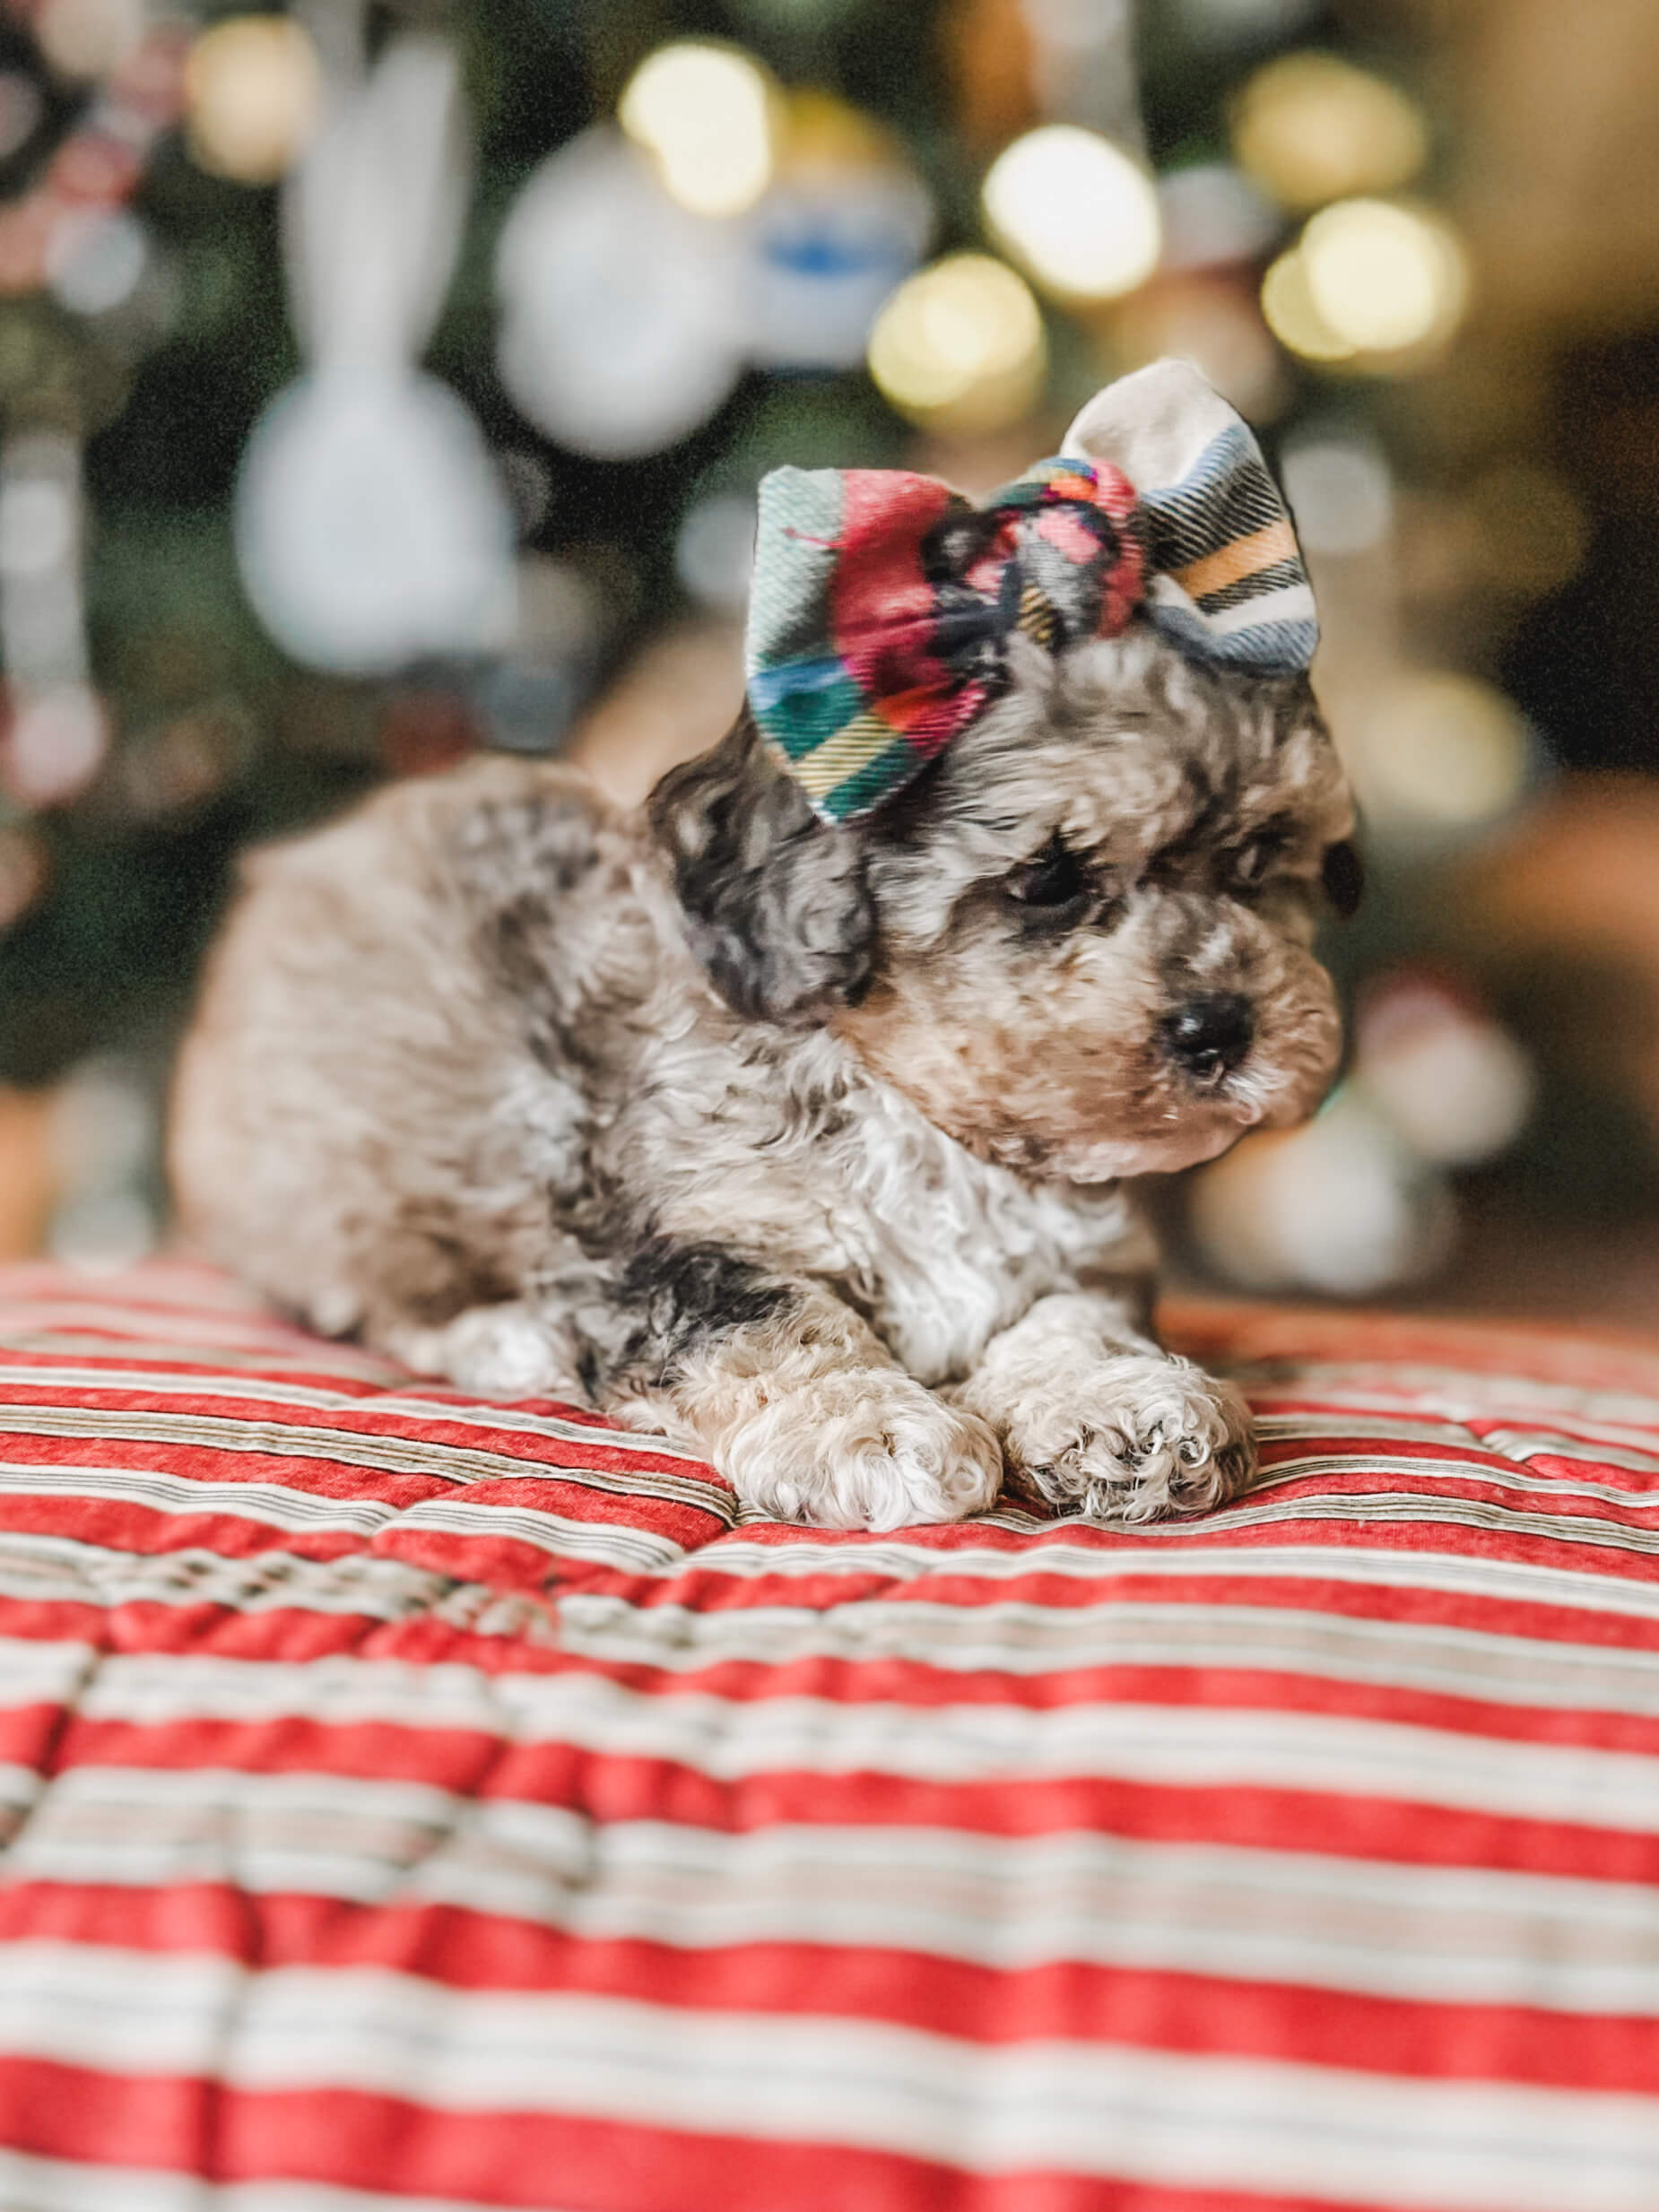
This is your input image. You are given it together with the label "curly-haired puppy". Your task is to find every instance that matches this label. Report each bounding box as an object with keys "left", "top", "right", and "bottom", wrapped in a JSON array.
[{"left": 170, "top": 362, "right": 1357, "bottom": 1531}]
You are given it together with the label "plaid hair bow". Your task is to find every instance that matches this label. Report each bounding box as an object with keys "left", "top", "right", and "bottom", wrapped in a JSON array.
[{"left": 744, "top": 358, "right": 1318, "bottom": 824}]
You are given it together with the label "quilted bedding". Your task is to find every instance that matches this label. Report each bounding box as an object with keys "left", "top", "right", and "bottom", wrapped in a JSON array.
[{"left": 0, "top": 1262, "right": 1655, "bottom": 2211}]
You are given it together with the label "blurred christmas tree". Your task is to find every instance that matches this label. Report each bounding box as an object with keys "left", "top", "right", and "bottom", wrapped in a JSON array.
[{"left": 0, "top": 0, "right": 1586, "bottom": 1279}]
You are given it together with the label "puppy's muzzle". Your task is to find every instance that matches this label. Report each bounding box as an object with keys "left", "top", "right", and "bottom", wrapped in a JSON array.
[{"left": 1161, "top": 993, "right": 1255, "bottom": 1083}]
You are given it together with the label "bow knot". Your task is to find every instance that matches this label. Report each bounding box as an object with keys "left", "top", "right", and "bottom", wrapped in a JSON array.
[{"left": 744, "top": 358, "right": 1318, "bottom": 824}]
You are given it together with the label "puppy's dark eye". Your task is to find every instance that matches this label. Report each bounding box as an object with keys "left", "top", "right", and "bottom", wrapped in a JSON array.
[
  {"left": 1007, "top": 837, "right": 1090, "bottom": 915},
  {"left": 1322, "top": 838, "right": 1364, "bottom": 918},
  {"left": 1227, "top": 818, "right": 1294, "bottom": 897},
  {"left": 1231, "top": 838, "right": 1275, "bottom": 890}
]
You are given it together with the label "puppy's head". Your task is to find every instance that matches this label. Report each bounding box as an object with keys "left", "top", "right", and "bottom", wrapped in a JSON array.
[{"left": 650, "top": 622, "right": 1356, "bottom": 1183}]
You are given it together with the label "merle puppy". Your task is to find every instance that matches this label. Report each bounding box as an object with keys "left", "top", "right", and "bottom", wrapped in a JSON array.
[{"left": 170, "top": 360, "right": 1358, "bottom": 1531}]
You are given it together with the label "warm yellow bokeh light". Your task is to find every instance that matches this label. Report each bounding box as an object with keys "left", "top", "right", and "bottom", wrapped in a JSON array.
[
  {"left": 867, "top": 253, "right": 1046, "bottom": 434},
  {"left": 619, "top": 41, "right": 778, "bottom": 220},
  {"left": 982, "top": 125, "right": 1161, "bottom": 303},
  {"left": 1301, "top": 197, "right": 1468, "bottom": 356},
  {"left": 184, "top": 16, "right": 322, "bottom": 186},
  {"left": 1348, "top": 672, "right": 1529, "bottom": 835},
  {"left": 1259, "top": 246, "right": 1354, "bottom": 363},
  {"left": 1232, "top": 51, "right": 1429, "bottom": 213}
]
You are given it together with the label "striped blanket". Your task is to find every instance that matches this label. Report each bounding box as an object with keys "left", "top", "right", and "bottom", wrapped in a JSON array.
[{"left": 0, "top": 1261, "right": 1653, "bottom": 2211}]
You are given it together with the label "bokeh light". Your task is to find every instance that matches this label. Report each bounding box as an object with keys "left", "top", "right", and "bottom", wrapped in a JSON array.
[
  {"left": 1345, "top": 671, "right": 1531, "bottom": 840},
  {"left": 1, "top": 685, "right": 109, "bottom": 809},
  {"left": 1279, "top": 436, "right": 1394, "bottom": 554},
  {"left": 1300, "top": 198, "right": 1469, "bottom": 357},
  {"left": 48, "top": 1054, "right": 160, "bottom": 1271},
  {"left": 1157, "top": 162, "right": 1281, "bottom": 272},
  {"left": 675, "top": 491, "right": 757, "bottom": 614},
  {"left": 1110, "top": 274, "right": 1287, "bottom": 421},
  {"left": 619, "top": 41, "right": 778, "bottom": 220},
  {"left": 982, "top": 126, "right": 1161, "bottom": 303},
  {"left": 1177, "top": 0, "right": 1319, "bottom": 51},
  {"left": 1189, "top": 1089, "right": 1454, "bottom": 1297},
  {"left": 1231, "top": 51, "right": 1429, "bottom": 213},
  {"left": 867, "top": 252, "right": 1047, "bottom": 435},
  {"left": 1466, "top": 462, "right": 1589, "bottom": 600},
  {"left": 0, "top": 75, "right": 43, "bottom": 163},
  {"left": 1356, "top": 976, "right": 1535, "bottom": 1169},
  {"left": 494, "top": 128, "right": 746, "bottom": 460},
  {"left": 183, "top": 15, "right": 321, "bottom": 186},
  {"left": 1259, "top": 243, "right": 1354, "bottom": 362},
  {"left": 46, "top": 208, "right": 148, "bottom": 317},
  {"left": 36, "top": 0, "right": 145, "bottom": 82},
  {"left": 0, "top": 826, "right": 48, "bottom": 933},
  {"left": 0, "top": 473, "right": 74, "bottom": 581}
]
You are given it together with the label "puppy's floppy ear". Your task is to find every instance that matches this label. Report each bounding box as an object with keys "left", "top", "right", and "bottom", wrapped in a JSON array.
[{"left": 647, "top": 707, "right": 876, "bottom": 1026}]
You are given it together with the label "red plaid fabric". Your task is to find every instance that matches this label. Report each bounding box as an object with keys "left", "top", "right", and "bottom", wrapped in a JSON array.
[{"left": 0, "top": 1261, "right": 1654, "bottom": 2211}]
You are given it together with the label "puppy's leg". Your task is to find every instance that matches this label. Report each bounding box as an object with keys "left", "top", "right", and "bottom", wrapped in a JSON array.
[
  {"left": 950, "top": 1291, "right": 1254, "bottom": 1522},
  {"left": 387, "top": 1303, "right": 587, "bottom": 1401},
  {"left": 594, "top": 1242, "right": 1002, "bottom": 1531}
]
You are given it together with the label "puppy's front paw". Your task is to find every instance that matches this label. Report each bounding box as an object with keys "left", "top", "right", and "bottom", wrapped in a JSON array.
[
  {"left": 990, "top": 1351, "right": 1254, "bottom": 1522},
  {"left": 388, "top": 1302, "right": 584, "bottom": 1401},
  {"left": 725, "top": 1370, "right": 1003, "bottom": 1531}
]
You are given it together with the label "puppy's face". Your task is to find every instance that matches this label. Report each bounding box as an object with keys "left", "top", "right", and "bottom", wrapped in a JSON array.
[{"left": 651, "top": 625, "right": 1356, "bottom": 1184}]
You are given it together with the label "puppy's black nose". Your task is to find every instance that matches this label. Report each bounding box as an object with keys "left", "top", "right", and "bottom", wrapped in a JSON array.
[{"left": 1162, "top": 993, "right": 1254, "bottom": 1081}]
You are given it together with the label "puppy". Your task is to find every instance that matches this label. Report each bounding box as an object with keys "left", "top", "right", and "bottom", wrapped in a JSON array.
[{"left": 169, "top": 360, "right": 1357, "bottom": 1531}]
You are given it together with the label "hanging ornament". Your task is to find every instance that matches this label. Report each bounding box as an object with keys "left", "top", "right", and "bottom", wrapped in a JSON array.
[
  {"left": 494, "top": 126, "right": 745, "bottom": 462},
  {"left": 745, "top": 94, "right": 933, "bottom": 372},
  {"left": 234, "top": 36, "right": 517, "bottom": 676}
]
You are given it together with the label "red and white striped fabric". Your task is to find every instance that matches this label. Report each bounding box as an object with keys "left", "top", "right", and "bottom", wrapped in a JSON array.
[{"left": 0, "top": 1260, "right": 1655, "bottom": 2212}]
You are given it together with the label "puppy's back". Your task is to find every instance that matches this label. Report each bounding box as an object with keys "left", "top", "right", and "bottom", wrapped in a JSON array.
[{"left": 169, "top": 755, "right": 614, "bottom": 1339}]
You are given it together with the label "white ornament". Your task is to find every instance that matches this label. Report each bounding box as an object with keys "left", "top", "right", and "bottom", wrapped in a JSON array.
[
  {"left": 234, "top": 37, "right": 516, "bottom": 676},
  {"left": 238, "top": 371, "right": 515, "bottom": 677},
  {"left": 746, "top": 160, "right": 932, "bottom": 370},
  {"left": 494, "top": 127, "right": 745, "bottom": 462}
]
